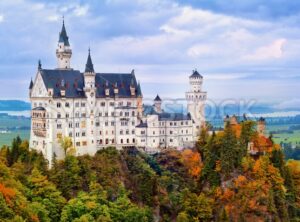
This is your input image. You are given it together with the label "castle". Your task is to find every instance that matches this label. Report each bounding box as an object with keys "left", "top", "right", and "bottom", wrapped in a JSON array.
[{"left": 29, "top": 21, "right": 207, "bottom": 165}]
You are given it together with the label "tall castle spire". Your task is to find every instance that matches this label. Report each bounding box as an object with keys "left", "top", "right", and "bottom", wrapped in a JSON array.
[
  {"left": 85, "top": 48, "right": 94, "bottom": 73},
  {"left": 56, "top": 17, "right": 72, "bottom": 69},
  {"left": 58, "top": 18, "right": 70, "bottom": 46}
]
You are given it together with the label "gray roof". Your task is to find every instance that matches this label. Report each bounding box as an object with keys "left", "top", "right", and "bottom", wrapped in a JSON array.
[
  {"left": 39, "top": 69, "right": 140, "bottom": 98},
  {"left": 33, "top": 107, "right": 46, "bottom": 111},
  {"left": 136, "top": 121, "right": 148, "bottom": 128},
  {"left": 59, "top": 21, "right": 70, "bottom": 46},
  {"left": 143, "top": 105, "right": 191, "bottom": 121},
  {"left": 29, "top": 79, "right": 33, "bottom": 89},
  {"left": 190, "top": 70, "right": 203, "bottom": 78},
  {"left": 158, "top": 112, "right": 191, "bottom": 121},
  {"left": 154, "top": 94, "right": 162, "bottom": 101},
  {"left": 85, "top": 49, "right": 94, "bottom": 73}
]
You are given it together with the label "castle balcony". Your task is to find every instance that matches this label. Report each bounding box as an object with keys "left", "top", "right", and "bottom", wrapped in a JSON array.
[{"left": 31, "top": 107, "right": 47, "bottom": 138}]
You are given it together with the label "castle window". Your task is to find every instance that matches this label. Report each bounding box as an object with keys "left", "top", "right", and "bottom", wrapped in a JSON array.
[
  {"left": 69, "top": 132, "right": 72, "bottom": 137},
  {"left": 125, "top": 112, "right": 129, "bottom": 117},
  {"left": 132, "top": 121, "right": 135, "bottom": 126},
  {"left": 153, "top": 131, "right": 155, "bottom": 135},
  {"left": 126, "top": 130, "right": 129, "bottom": 135},
  {"left": 66, "top": 113, "right": 69, "bottom": 118},
  {"left": 105, "top": 122, "right": 108, "bottom": 126},
  {"left": 57, "top": 113, "right": 61, "bottom": 118},
  {"left": 112, "top": 139, "right": 115, "bottom": 143},
  {"left": 111, "top": 121, "right": 115, "bottom": 126},
  {"left": 127, "top": 139, "right": 129, "bottom": 143},
  {"left": 75, "top": 122, "right": 79, "bottom": 128},
  {"left": 170, "top": 131, "right": 173, "bottom": 134},
  {"left": 96, "top": 122, "right": 100, "bottom": 127},
  {"left": 101, "top": 102, "right": 105, "bottom": 106},
  {"left": 106, "top": 139, "right": 109, "bottom": 144},
  {"left": 75, "top": 112, "right": 79, "bottom": 118},
  {"left": 132, "top": 111, "right": 135, "bottom": 116},
  {"left": 81, "top": 102, "right": 86, "bottom": 107},
  {"left": 105, "top": 112, "right": 108, "bottom": 117},
  {"left": 121, "top": 139, "right": 123, "bottom": 144},
  {"left": 57, "top": 102, "right": 61, "bottom": 108},
  {"left": 170, "top": 139, "right": 173, "bottom": 142},
  {"left": 141, "top": 131, "right": 145, "bottom": 135},
  {"left": 76, "top": 142, "right": 80, "bottom": 146},
  {"left": 120, "top": 112, "right": 123, "bottom": 116},
  {"left": 111, "top": 112, "right": 114, "bottom": 117},
  {"left": 65, "top": 102, "right": 70, "bottom": 107},
  {"left": 110, "top": 102, "right": 114, "bottom": 106},
  {"left": 82, "top": 132, "right": 86, "bottom": 137},
  {"left": 57, "top": 124, "right": 62, "bottom": 129},
  {"left": 82, "top": 141, "right": 87, "bottom": 146},
  {"left": 99, "top": 112, "right": 102, "bottom": 117},
  {"left": 76, "top": 132, "right": 80, "bottom": 137},
  {"left": 75, "top": 102, "right": 79, "bottom": 107},
  {"left": 81, "top": 113, "right": 86, "bottom": 118},
  {"left": 120, "top": 130, "right": 123, "bottom": 135},
  {"left": 99, "top": 139, "right": 103, "bottom": 144},
  {"left": 99, "top": 131, "right": 102, "bottom": 135},
  {"left": 127, "top": 102, "right": 131, "bottom": 106},
  {"left": 132, "top": 130, "right": 135, "bottom": 134}
]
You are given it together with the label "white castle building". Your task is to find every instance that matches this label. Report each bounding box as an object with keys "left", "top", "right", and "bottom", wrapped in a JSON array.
[{"left": 29, "top": 21, "right": 207, "bottom": 165}]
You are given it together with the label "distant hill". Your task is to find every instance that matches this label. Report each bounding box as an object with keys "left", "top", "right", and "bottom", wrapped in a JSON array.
[{"left": 0, "top": 100, "right": 30, "bottom": 111}]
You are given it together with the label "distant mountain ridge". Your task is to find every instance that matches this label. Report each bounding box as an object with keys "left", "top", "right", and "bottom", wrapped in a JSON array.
[{"left": 0, "top": 100, "right": 31, "bottom": 111}]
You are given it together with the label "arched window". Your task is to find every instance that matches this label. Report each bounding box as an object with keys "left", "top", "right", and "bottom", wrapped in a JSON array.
[
  {"left": 99, "top": 139, "right": 103, "bottom": 144},
  {"left": 105, "top": 139, "right": 109, "bottom": 144},
  {"left": 121, "top": 139, "right": 123, "bottom": 144},
  {"left": 127, "top": 139, "right": 129, "bottom": 144}
]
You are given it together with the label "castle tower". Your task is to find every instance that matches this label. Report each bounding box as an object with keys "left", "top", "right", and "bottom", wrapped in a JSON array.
[
  {"left": 83, "top": 49, "right": 97, "bottom": 154},
  {"left": 136, "top": 81, "right": 143, "bottom": 118},
  {"left": 84, "top": 48, "right": 96, "bottom": 90},
  {"left": 257, "top": 117, "right": 266, "bottom": 136},
  {"left": 185, "top": 70, "right": 207, "bottom": 137},
  {"left": 154, "top": 95, "right": 162, "bottom": 113},
  {"left": 56, "top": 19, "right": 72, "bottom": 69}
]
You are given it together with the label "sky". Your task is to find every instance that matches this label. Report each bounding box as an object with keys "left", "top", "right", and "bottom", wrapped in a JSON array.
[{"left": 0, "top": 0, "right": 299, "bottom": 110}]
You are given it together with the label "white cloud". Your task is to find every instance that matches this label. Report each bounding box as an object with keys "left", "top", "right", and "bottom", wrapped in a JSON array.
[
  {"left": 0, "top": 14, "right": 4, "bottom": 23},
  {"left": 187, "top": 44, "right": 215, "bottom": 57},
  {"left": 244, "top": 38, "right": 287, "bottom": 61},
  {"left": 73, "top": 5, "right": 89, "bottom": 17},
  {"left": 47, "top": 15, "right": 59, "bottom": 22}
]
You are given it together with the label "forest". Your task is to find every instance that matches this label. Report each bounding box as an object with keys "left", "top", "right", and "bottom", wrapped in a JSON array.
[{"left": 0, "top": 120, "right": 299, "bottom": 221}]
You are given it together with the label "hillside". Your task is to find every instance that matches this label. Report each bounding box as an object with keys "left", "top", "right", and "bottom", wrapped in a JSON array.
[{"left": 0, "top": 121, "right": 299, "bottom": 221}]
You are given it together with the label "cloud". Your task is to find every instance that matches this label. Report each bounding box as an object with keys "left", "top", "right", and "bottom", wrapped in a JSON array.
[
  {"left": 0, "top": 14, "right": 4, "bottom": 22},
  {"left": 73, "top": 5, "right": 89, "bottom": 17},
  {"left": 47, "top": 15, "right": 59, "bottom": 22},
  {"left": 0, "top": 0, "right": 299, "bottom": 102},
  {"left": 244, "top": 38, "right": 287, "bottom": 61}
]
